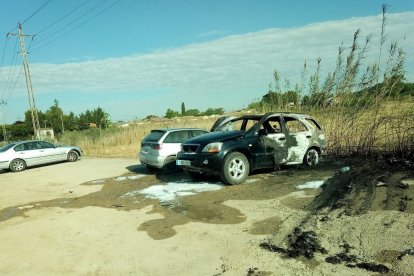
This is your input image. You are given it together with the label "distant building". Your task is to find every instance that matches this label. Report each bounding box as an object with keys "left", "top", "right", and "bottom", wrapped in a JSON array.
[{"left": 40, "top": 128, "right": 54, "bottom": 139}]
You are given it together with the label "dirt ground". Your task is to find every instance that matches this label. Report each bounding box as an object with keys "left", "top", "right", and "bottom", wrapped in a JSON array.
[{"left": 0, "top": 156, "right": 413, "bottom": 275}]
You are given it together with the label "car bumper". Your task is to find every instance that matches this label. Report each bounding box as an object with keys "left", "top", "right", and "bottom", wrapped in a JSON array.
[
  {"left": 0, "top": 160, "right": 10, "bottom": 170},
  {"left": 139, "top": 152, "right": 165, "bottom": 168},
  {"left": 176, "top": 152, "right": 223, "bottom": 175}
]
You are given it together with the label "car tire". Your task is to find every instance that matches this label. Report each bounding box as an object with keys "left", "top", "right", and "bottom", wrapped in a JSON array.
[
  {"left": 162, "top": 156, "right": 178, "bottom": 173},
  {"left": 303, "top": 148, "right": 319, "bottom": 166},
  {"left": 220, "top": 152, "right": 249, "bottom": 185},
  {"left": 67, "top": 150, "right": 79, "bottom": 162},
  {"left": 10, "top": 159, "right": 27, "bottom": 172}
]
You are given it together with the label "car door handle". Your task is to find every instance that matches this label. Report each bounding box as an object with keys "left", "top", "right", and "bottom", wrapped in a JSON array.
[
  {"left": 306, "top": 135, "right": 312, "bottom": 138},
  {"left": 278, "top": 137, "right": 286, "bottom": 141}
]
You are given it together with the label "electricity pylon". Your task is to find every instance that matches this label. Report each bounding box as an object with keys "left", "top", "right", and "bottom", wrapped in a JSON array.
[{"left": 8, "top": 23, "right": 41, "bottom": 139}]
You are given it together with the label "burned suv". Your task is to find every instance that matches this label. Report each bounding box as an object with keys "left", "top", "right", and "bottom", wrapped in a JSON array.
[{"left": 176, "top": 112, "right": 326, "bottom": 185}]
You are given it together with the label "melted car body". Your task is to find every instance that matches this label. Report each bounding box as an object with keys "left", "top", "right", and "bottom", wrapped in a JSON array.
[{"left": 176, "top": 112, "right": 326, "bottom": 185}]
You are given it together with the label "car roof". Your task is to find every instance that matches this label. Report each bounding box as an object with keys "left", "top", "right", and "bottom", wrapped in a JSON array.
[
  {"left": 235, "top": 112, "right": 312, "bottom": 120},
  {"left": 10, "top": 140, "right": 48, "bottom": 144},
  {"left": 152, "top": 128, "right": 208, "bottom": 132}
]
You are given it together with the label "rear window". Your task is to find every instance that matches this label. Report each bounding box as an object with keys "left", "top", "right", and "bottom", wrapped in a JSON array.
[
  {"left": 0, "top": 143, "right": 17, "bottom": 152},
  {"left": 163, "top": 131, "right": 190, "bottom": 143},
  {"left": 143, "top": 130, "right": 166, "bottom": 142}
]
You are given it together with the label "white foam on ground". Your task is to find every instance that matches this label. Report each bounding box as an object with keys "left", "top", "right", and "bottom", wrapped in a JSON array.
[
  {"left": 125, "top": 180, "right": 224, "bottom": 202},
  {"left": 114, "top": 175, "right": 145, "bottom": 181},
  {"left": 296, "top": 180, "right": 325, "bottom": 189}
]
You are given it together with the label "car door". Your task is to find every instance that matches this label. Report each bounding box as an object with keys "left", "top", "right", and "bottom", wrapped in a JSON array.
[
  {"left": 282, "top": 116, "right": 313, "bottom": 164},
  {"left": 15, "top": 142, "right": 45, "bottom": 166},
  {"left": 234, "top": 116, "right": 278, "bottom": 169},
  {"left": 37, "top": 141, "right": 65, "bottom": 162},
  {"left": 257, "top": 115, "right": 288, "bottom": 167}
]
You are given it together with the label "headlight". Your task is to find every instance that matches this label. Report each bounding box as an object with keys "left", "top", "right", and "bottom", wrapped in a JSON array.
[{"left": 202, "top": 142, "right": 222, "bottom": 153}]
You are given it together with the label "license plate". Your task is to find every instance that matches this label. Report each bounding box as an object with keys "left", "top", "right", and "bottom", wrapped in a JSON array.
[{"left": 176, "top": 160, "right": 191, "bottom": 166}]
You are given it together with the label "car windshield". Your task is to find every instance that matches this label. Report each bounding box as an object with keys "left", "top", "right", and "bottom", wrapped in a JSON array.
[
  {"left": 0, "top": 143, "right": 17, "bottom": 152},
  {"left": 143, "top": 130, "right": 166, "bottom": 142},
  {"left": 215, "top": 117, "right": 260, "bottom": 132}
]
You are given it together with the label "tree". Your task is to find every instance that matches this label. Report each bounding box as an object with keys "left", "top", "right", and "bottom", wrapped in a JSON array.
[
  {"left": 165, "top": 108, "right": 180, "bottom": 118},
  {"left": 203, "top": 108, "right": 224, "bottom": 116},
  {"left": 44, "top": 99, "right": 64, "bottom": 134},
  {"left": 184, "top": 109, "right": 200, "bottom": 116},
  {"left": 181, "top": 102, "right": 186, "bottom": 116}
]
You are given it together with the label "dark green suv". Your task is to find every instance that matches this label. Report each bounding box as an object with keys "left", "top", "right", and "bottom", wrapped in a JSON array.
[{"left": 176, "top": 112, "right": 326, "bottom": 185}]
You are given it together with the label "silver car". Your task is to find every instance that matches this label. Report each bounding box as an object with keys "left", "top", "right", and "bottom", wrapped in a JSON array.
[
  {"left": 139, "top": 128, "right": 208, "bottom": 170},
  {"left": 0, "top": 140, "right": 83, "bottom": 172}
]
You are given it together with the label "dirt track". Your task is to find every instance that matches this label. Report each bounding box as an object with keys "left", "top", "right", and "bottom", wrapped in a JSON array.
[{"left": 0, "top": 157, "right": 413, "bottom": 275}]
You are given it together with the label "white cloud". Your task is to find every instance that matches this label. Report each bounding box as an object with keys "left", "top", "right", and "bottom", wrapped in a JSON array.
[{"left": 1, "top": 12, "right": 413, "bottom": 122}]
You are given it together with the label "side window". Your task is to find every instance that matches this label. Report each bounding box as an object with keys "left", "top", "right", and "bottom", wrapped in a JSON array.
[
  {"left": 24, "top": 142, "right": 38, "bottom": 150},
  {"left": 39, "top": 141, "right": 54, "bottom": 149},
  {"left": 285, "top": 118, "right": 308, "bottom": 133},
  {"left": 264, "top": 118, "right": 282, "bottom": 133},
  {"left": 14, "top": 144, "right": 25, "bottom": 152},
  {"left": 230, "top": 120, "right": 244, "bottom": 131},
  {"left": 243, "top": 119, "right": 256, "bottom": 131},
  {"left": 305, "top": 118, "right": 322, "bottom": 130},
  {"left": 164, "top": 131, "right": 190, "bottom": 143}
]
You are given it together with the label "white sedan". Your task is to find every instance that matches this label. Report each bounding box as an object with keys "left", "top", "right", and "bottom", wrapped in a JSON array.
[{"left": 0, "top": 140, "right": 83, "bottom": 172}]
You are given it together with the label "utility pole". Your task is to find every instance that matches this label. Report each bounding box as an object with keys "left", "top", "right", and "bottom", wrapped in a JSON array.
[
  {"left": 8, "top": 23, "right": 41, "bottom": 140},
  {"left": 0, "top": 100, "right": 7, "bottom": 142}
]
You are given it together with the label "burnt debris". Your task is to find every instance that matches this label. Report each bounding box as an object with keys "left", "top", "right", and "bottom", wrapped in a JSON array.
[{"left": 260, "top": 227, "right": 327, "bottom": 259}]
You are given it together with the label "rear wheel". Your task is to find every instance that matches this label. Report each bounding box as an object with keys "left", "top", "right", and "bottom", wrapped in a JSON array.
[
  {"left": 303, "top": 148, "right": 319, "bottom": 166},
  {"left": 67, "top": 150, "right": 79, "bottom": 162},
  {"left": 10, "top": 159, "right": 27, "bottom": 172},
  {"left": 220, "top": 152, "right": 249, "bottom": 185}
]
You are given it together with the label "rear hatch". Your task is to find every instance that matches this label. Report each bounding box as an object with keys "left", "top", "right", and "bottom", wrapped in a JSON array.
[{"left": 140, "top": 130, "right": 166, "bottom": 156}]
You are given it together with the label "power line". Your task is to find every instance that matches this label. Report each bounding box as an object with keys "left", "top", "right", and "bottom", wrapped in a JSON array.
[
  {"left": 0, "top": 36, "right": 11, "bottom": 100},
  {"left": 21, "top": 0, "right": 54, "bottom": 25},
  {"left": 1, "top": 37, "right": 19, "bottom": 102},
  {"left": 36, "top": 0, "right": 91, "bottom": 35},
  {"left": 0, "top": 36, "right": 10, "bottom": 75},
  {"left": 33, "top": 0, "right": 110, "bottom": 46},
  {"left": 6, "top": 0, "right": 54, "bottom": 38},
  {"left": 31, "top": 0, "right": 122, "bottom": 52}
]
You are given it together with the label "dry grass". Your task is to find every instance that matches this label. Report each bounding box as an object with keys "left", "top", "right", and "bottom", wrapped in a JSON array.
[
  {"left": 59, "top": 99, "right": 413, "bottom": 159},
  {"left": 60, "top": 116, "right": 219, "bottom": 158}
]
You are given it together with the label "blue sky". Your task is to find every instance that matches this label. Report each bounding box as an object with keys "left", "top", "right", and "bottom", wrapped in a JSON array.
[{"left": 0, "top": 0, "right": 413, "bottom": 124}]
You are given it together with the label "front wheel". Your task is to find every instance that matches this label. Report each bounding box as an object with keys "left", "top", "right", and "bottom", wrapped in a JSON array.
[
  {"left": 220, "top": 152, "right": 249, "bottom": 185},
  {"left": 303, "top": 148, "right": 319, "bottom": 166},
  {"left": 67, "top": 150, "right": 79, "bottom": 162},
  {"left": 10, "top": 159, "right": 27, "bottom": 172}
]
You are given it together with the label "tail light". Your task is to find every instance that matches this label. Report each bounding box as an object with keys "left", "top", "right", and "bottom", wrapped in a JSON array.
[{"left": 152, "top": 144, "right": 162, "bottom": 150}]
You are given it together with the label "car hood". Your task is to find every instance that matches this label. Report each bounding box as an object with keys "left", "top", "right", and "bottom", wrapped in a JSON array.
[{"left": 184, "top": 131, "right": 244, "bottom": 145}]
